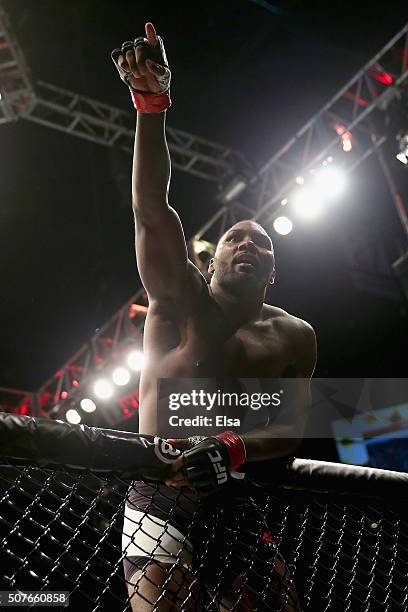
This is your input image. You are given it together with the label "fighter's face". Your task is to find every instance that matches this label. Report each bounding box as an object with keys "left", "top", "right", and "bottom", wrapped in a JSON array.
[{"left": 209, "top": 221, "right": 275, "bottom": 292}]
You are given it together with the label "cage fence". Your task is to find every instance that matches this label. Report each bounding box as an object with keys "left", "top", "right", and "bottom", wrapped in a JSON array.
[{"left": 0, "top": 414, "right": 407, "bottom": 611}]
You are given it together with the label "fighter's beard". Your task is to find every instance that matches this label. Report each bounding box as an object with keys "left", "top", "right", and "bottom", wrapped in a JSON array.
[{"left": 218, "top": 270, "right": 264, "bottom": 298}]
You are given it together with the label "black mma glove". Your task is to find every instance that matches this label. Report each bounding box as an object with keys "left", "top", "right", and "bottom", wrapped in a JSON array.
[
  {"left": 182, "top": 432, "right": 246, "bottom": 496},
  {"left": 111, "top": 22, "right": 171, "bottom": 113}
]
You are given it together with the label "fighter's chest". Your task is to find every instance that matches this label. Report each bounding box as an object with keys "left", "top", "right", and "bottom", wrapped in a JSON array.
[{"left": 183, "top": 312, "right": 293, "bottom": 376}]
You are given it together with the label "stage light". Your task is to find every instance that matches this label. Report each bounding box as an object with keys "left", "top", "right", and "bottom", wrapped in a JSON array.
[
  {"left": 295, "top": 176, "right": 304, "bottom": 185},
  {"left": 127, "top": 350, "right": 144, "bottom": 371},
  {"left": 396, "top": 132, "right": 408, "bottom": 165},
  {"left": 192, "top": 239, "right": 215, "bottom": 255},
  {"left": 112, "top": 367, "right": 130, "bottom": 386},
  {"left": 292, "top": 188, "right": 323, "bottom": 220},
  {"left": 396, "top": 152, "right": 408, "bottom": 165},
  {"left": 94, "top": 378, "right": 114, "bottom": 400},
  {"left": 369, "top": 68, "right": 393, "bottom": 85},
  {"left": 80, "top": 398, "right": 96, "bottom": 413},
  {"left": 342, "top": 135, "right": 352, "bottom": 152},
  {"left": 335, "top": 124, "right": 353, "bottom": 153},
  {"left": 314, "top": 167, "right": 346, "bottom": 199},
  {"left": 273, "top": 217, "right": 293, "bottom": 236},
  {"left": 66, "top": 409, "right": 81, "bottom": 424},
  {"left": 281, "top": 198, "right": 288, "bottom": 206},
  {"left": 191, "top": 238, "right": 215, "bottom": 272},
  {"left": 273, "top": 216, "right": 293, "bottom": 236}
]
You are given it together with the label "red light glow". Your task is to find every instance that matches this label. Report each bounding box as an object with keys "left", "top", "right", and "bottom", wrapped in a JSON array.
[
  {"left": 368, "top": 69, "right": 393, "bottom": 85},
  {"left": 344, "top": 91, "right": 368, "bottom": 107}
]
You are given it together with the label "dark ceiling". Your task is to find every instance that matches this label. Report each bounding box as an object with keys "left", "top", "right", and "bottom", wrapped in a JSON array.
[{"left": 1, "top": 0, "right": 407, "bottom": 392}]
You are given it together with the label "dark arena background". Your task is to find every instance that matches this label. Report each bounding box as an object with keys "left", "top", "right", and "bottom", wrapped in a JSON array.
[{"left": 1, "top": 1, "right": 408, "bottom": 610}]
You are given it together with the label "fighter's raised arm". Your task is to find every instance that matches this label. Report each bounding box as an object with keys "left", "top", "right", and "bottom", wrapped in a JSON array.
[{"left": 111, "top": 23, "right": 189, "bottom": 304}]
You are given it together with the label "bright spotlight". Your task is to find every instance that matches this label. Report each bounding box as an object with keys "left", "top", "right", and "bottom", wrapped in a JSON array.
[
  {"left": 80, "top": 398, "right": 96, "bottom": 413},
  {"left": 396, "top": 132, "right": 408, "bottom": 165},
  {"left": 94, "top": 378, "right": 114, "bottom": 400},
  {"left": 127, "top": 350, "right": 144, "bottom": 371},
  {"left": 66, "top": 409, "right": 81, "bottom": 424},
  {"left": 273, "top": 216, "right": 293, "bottom": 236},
  {"left": 292, "top": 188, "right": 323, "bottom": 220},
  {"left": 396, "top": 152, "right": 408, "bottom": 165},
  {"left": 335, "top": 124, "right": 353, "bottom": 152},
  {"left": 342, "top": 134, "right": 352, "bottom": 152},
  {"left": 112, "top": 367, "right": 131, "bottom": 386},
  {"left": 314, "top": 167, "right": 346, "bottom": 199}
]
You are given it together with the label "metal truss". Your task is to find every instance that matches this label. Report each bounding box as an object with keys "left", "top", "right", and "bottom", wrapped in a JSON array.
[
  {"left": 0, "top": 5, "right": 244, "bottom": 184},
  {"left": 194, "top": 22, "right": 408, "bottom": 242},
  {"left": 251, "top": 24, "right": 408, "bottom": 231},
  {"left": 35, "top": 299, "right": 145, "bottom": 424},
  {"left": 22, "top": 81, "right": 244, "bottom": 183},
  {"left": 0, "top": 387, "right": 36, "bottom": 415},
  {"left": 0, "top": 301, "right": 144, "bottom": 424},
  {"left": 0, "top": 4, "right": 35, "bottom": 122}
]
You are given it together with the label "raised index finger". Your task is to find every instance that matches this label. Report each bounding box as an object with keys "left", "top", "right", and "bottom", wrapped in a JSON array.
[{"left": 145, "top": 22, "right": 158, "bottom": 47}]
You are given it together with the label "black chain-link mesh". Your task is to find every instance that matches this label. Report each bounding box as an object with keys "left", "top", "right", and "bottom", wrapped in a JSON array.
[{"left": 1, "top": 459, "right": 407, "bottom": 611}]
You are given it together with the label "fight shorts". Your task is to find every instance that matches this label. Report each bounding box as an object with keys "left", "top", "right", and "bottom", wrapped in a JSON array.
[
  {"left": 122, "top": 481, "right": 200, "bottom": 580},
  {"left": 122, "top": 478, "right": 296, "bottom": 609}
]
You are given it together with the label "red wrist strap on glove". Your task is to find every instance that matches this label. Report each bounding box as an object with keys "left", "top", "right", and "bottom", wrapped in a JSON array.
[
  {"left": 216, "top": 431, "right": 246, "bottom": 470},
  {"left": 130, "top": 90, "right": 171, "bottom": 113}
]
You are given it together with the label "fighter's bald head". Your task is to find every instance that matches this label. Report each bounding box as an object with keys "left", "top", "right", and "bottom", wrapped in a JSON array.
[{"left": 218, "top": 220, "right": 273, "bottom": 253}]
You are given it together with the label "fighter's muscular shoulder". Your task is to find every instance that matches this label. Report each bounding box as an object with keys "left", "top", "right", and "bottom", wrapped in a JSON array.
[{"left": 261, "top": 304, "right": 316, "bottom": 376}]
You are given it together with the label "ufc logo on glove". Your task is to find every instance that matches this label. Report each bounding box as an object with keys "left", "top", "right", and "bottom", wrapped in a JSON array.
[{"left": 208, "top": 450, "right": 228, "bottom": 485}]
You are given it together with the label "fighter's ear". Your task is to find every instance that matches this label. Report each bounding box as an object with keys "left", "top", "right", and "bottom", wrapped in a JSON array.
[{"left": 208, "top": 258, "right": 215, "bottom": 275}]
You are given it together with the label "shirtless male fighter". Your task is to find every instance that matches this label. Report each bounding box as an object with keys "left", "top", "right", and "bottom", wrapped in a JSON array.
[{"left": 112, "top": 22, "right": 317, "bottom": 611}]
